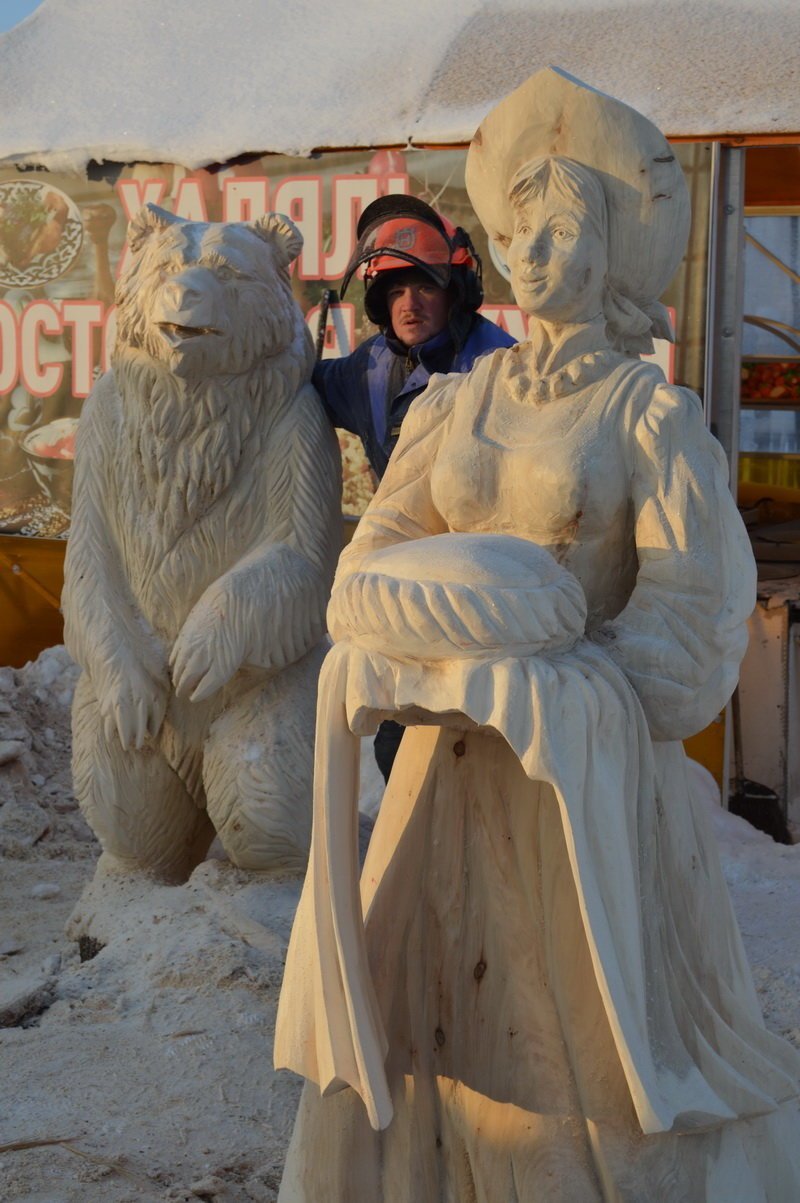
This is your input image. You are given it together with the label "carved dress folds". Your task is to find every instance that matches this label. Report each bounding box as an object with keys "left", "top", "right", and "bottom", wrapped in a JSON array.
[{"left": 276, "top": 347, "right": 800, "bottom": 1201}]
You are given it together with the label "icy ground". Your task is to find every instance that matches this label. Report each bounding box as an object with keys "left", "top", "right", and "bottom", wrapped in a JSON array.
[{"left": 1, "top": 647, "right": 799, "bottom": 1202}]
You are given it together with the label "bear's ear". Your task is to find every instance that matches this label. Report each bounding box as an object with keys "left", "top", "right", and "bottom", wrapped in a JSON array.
[
  {"left": 251, "top": 212, "right": 303, "bottom": 268},
  {"left": 127, "top": 204, "right": 181, "bottom": 255}
]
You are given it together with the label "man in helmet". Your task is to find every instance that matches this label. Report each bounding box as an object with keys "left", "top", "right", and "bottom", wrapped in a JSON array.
[
  {"left": 313, "top": 195, "right": 515, "bottom": 781},
  {"left": 313, "top": 194, "right": 515, "bottom": 480}
]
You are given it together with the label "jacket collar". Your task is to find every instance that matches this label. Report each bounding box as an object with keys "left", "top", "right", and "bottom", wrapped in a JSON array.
[{"left": 384, "top": 326, "right": 454, "bottom": 373}]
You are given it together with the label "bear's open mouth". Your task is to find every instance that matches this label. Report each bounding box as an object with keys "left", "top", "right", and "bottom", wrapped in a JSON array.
[{"left": 157, "top": 322, "right": 221, "bottom": 342}]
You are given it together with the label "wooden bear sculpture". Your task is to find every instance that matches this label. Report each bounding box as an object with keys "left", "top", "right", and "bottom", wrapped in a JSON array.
[{"left": 63, "top": 204, "right": 341, "bottom": 885}]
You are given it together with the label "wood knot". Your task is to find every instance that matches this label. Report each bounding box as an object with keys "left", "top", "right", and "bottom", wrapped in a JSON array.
[
  {"left": 473, "top": 959, "right": 487, "bottom": 981},
  {"left": 453, "top": 740, "right": 466, "bottom": 758},
  {"left": 434, "top": 1027, "right": 446, "bottom": 1047}
]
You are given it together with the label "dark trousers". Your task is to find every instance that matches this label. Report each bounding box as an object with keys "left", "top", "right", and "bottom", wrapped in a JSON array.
[{"left": 373, "top": 719, "right": 405, "bottom": 784}]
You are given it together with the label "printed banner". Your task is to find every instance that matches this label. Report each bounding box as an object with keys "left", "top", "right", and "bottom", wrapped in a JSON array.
[{"left": 0, "top": 147, "right": 680, "bottom": 534}]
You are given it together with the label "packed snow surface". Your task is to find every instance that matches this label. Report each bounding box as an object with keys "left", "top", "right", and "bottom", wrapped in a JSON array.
[
  {"left": 0, "top": 646, "right": 799, "bottom": 1200},
  {"left": 0, "top": 0, "right": 799, "bottom": 172}
]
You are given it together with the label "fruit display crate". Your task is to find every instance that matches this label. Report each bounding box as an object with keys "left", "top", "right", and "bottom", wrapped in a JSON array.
[{"left": 741, "top": 358, "right": 800, "bottom": 404}]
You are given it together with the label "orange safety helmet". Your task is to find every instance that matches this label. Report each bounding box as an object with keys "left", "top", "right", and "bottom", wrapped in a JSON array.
[{"left": 340, "top": 195, "right": 483, "bottom": 326}]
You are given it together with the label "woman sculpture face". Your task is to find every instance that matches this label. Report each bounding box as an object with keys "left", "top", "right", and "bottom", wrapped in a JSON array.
[{"left": 506, "top": 157, "right": 608, "bottom": 326}]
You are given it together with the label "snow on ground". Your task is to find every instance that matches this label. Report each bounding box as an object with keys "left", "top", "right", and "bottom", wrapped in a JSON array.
[
  {"left": 688, "top": 759, "right": 800, "bottom": 1049},
  {"left": 1, "top": 647, "right": 799, "bottom": 1201},
  {"left": 0, "top": 647, "right": 384, "bottom": 1203}
]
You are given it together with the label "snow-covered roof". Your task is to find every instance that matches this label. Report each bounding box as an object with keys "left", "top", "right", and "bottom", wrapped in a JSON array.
[{"left": 1, "top": 0, "right": 799, "bottom": 173}]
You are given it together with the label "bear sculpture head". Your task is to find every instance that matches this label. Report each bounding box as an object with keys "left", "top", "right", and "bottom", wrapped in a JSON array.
[{"left": 114, "top": 204, "right": 307, "bottom": 380}]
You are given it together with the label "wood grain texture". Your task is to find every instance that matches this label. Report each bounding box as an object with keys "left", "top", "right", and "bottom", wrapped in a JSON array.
[{"left": 281, "top": 729, "right": 800, "bottom": 1200}]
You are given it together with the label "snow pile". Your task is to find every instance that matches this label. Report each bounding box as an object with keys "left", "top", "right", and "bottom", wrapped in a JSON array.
[
  {"left": 689, "top": 758, "right": 800, "bottom": 1049},
  {"left": 0, "top": 646, "right": 384, "bottom": 1201},
  {"left": 0, "top": 646, "right": 93, "bottom": 861},
  {"left": 0, "top": 860, "right": 306, "bottom": 1202},
  {"left": 1, "top": 0, "right": 800, "bottom": 172},
  {"left": 0, "top": 648, "right": 306, "bottom": 1201}
]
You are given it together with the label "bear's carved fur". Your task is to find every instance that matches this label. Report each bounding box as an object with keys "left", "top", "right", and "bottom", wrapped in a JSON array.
[{"left": 63, "top": 205, "right": 341, "bottom": 888}]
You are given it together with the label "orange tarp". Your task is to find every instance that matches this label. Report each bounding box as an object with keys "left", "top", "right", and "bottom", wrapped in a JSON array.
[{"left": 0, "top": 534, "right": 65, "bottom": 667}]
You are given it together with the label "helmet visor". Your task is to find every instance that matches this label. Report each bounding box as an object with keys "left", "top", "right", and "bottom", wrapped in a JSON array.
[{"left": 341, "top": 215, "right": 453, "bottom": 297}]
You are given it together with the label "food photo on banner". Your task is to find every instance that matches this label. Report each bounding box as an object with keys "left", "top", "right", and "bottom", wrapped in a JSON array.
[{"left": 0, "top": 147, "right": 685, "bottom": 541}]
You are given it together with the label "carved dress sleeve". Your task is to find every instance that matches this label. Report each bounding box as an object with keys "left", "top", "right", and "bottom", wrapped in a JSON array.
[
  {"left": 593, "top": 384, "right": 756, "bottom": 741},
  {"left": 334, "top": 373, "right": 456, "bottom": 582}
]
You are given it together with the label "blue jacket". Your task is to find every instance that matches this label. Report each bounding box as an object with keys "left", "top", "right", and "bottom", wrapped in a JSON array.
[{"left": 313, "top": 315, "right": 515, "bottom": 479}]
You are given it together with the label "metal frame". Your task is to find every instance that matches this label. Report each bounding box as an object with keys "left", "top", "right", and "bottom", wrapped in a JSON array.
[
  {"left": 703, "top": 145, "right": 747, "bottom": 809},
  {"left": 704, "top": 144, "right": 746, "bottom": 484}
]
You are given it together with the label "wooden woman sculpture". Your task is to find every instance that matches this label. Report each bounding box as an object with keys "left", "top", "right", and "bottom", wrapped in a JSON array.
[{"left": 275, "top": 68, "right": 800, "bottom": 1200}]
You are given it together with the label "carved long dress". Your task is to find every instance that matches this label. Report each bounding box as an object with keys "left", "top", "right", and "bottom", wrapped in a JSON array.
[{"left": 276, "top": 346, "right": 800, "bottom": 1201}]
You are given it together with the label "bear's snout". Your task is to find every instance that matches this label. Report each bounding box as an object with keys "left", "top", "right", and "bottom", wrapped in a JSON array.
[{"left": 153, "top": 267, "right": 222, "bottom": 336}]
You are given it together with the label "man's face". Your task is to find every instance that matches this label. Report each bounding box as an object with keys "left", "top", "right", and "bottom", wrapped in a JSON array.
[{"left": 386, "top": 270, "right": 450, "bottom": 348}]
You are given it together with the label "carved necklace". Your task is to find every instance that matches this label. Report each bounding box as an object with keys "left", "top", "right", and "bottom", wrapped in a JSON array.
[{"left": 502, "top": 346, "right": 626, "bottom": 406}]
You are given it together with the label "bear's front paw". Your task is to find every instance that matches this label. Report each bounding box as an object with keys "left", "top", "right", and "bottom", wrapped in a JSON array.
[
  {"left": 170, "top": 594, "right": 245, "bottom": 702},
  {"left": 100, "top": 662, "right": 169, "bottom": 750}
]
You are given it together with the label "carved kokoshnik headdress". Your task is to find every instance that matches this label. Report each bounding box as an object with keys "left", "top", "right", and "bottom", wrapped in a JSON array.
[{"left": 465, "top": 66, "right": 691, "bottom": 353}]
